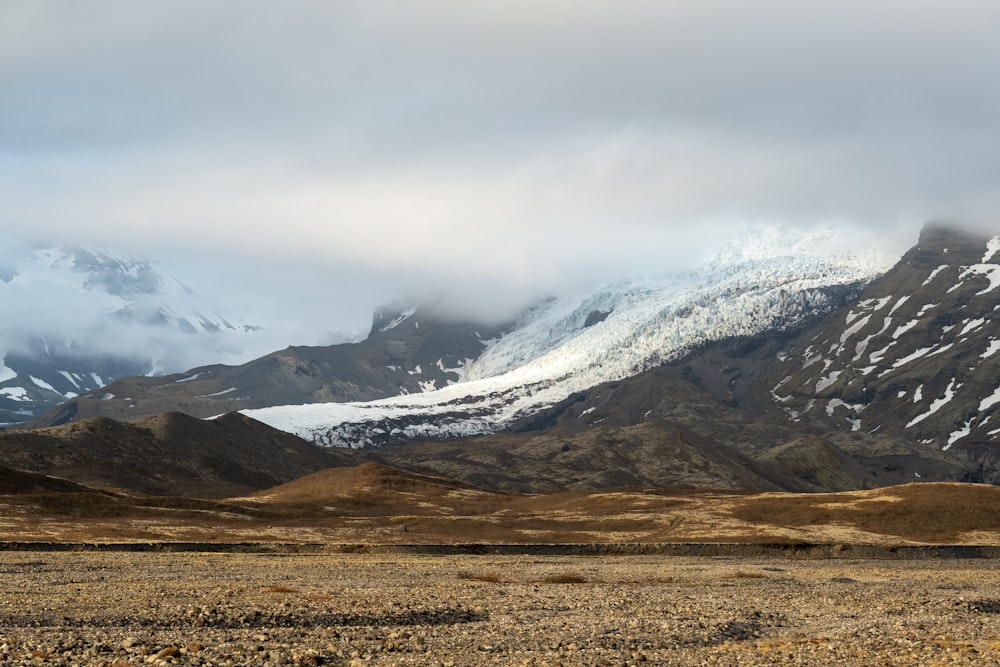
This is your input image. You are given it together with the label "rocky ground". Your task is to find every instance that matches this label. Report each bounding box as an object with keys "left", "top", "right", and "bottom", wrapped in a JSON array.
[{"left": 2, "top": 551, "right": 1000, "bottom": 665}]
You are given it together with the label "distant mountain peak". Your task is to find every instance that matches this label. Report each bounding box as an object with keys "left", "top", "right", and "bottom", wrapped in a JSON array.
[
  {"left": 242, "top": 227, "right": 896, "bottom": 448},
  {"left": 0, "top": 242, "right": 262, "bottom": 425}
]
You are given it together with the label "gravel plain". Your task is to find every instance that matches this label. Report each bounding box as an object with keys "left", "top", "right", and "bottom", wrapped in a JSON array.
[{"left": 3, "top": 550, "right": 1000, "bottom": 666}]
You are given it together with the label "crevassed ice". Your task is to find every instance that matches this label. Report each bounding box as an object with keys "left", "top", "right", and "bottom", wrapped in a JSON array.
[{"left": 245, "top": 227, "right": 897, "bottom": 446}]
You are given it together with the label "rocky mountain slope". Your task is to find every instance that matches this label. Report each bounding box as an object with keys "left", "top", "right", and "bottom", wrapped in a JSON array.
[
  {"left": 0, "top": 411, "right": 371, "bottom": 497},
  {"left": 388, "top": 222, "right": 996, "bottom": 491},
  {"left": 16, "top": 223, "right": 1000, "bottom": 495},
  {"left": 765, "top": 224, "right": 1000, "bottom": 473},
  {"left": 377, "top": 361, "right": 971, "bottom": 493},
  {"left": 0, "top": 243, "right": 260, "bottom": 426},
  {"left": 28, "top": 225, "right": 894, "bottom": 437},
  {"left": 29, "top": 302, "right": 509, "bottom": 427},
  {"left": 243, "top": 225, "right": 894, "bottom": 447}
]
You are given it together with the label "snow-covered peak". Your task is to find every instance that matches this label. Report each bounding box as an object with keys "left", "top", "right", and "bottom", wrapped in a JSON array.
[
  {"left": 707, "top": 222, "right": 899, "bottom": 276},
  {"left": 245, "top": 228, "right": 897, "bottom": 447},
  {"left": 0, "top": 244, "right": 246, "bottom": 336},
  {"left": 0, "top": 242, "right": 263, "bottom": 424}
]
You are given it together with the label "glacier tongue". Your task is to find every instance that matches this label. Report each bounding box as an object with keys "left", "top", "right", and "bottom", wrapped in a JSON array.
[{"left": 244, "top": 227, "right": 897, "bottom": 447}]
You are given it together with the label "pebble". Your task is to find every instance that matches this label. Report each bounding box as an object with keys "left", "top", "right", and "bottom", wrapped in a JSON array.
[{"left": 0, "top": 552, "right": 999, "bottom": 665}]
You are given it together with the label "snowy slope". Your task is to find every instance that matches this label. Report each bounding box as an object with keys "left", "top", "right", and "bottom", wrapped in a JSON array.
[
  {"left": 767, "top": 224, "right": 1000, "bottom": 451},
  {"left": 245, "top": 225, "right": 897, "bottom": 447},
  {"left": 0, "top": 243, "right": 260, "bottom": 424}
]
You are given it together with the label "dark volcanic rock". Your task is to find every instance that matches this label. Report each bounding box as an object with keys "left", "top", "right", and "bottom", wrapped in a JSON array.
[
  {"left": 766, "top": 223, "right": 1000, "bottom": 461},
  {"left": 28, "top": 305, "right": 511, "bottom": 428},
  {"left": 0, "top": 412, "right": 373, "bottom": 497}
]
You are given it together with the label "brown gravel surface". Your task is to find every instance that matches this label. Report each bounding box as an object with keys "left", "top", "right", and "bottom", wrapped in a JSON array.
[{"left": 3, "top": 552, "right": 1000, "bottom": 665}]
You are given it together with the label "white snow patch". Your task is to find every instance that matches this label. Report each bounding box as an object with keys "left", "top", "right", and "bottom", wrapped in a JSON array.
[
  {"left": 174, "top": 372, "right": 206, "bottom": 383},
  {"left": 436, "top": 357, "right": 471, "bottom": 383},
  {"left": 852, "top": 317, "right": 894, "bottom": 362},
  {"left": 840, "top": 314, "right": 871, "bottom": 345},
  {"left": 945, "top": 420, "right": 973, "bottom": 450},
  {"left": 929, "top": 343, "right": 954, "bottom": 357},
  {"left": 199, "top": 387, "right": 238, "bottom": 398},
  {"left": 0, "top": 387, "right": 29, "bottom": 401},
  {"left": 982, "top": 339, "right": 1000, "bottom": 359},
  {"left": 880, "top": 345, "right": 939, "bottom": 376},
  {"left": 907, "top": 379, "right": 957, "bottom": 428},
  {"left": 0, "top": 360, "right": 17, "bottom": 384},
  {"left": 90, "top": 373, "right": 104, "bottom": 387},
  {"left": 826, "top": 398, "right": 865, "bottom": 430},
  {"left": 891, "top": 319, "right": 920, "bottom": 339},
  {"left": 983, "top": 236, "right": 1000, "bottom": 263},
  {"left": 378, "top": 307, "right": 417, "bottom": 332},
  {"left": 28, "top": 375, "right": 57, "bottom": 392},
  {"left": 979, "top": 386, "right": 1000, "bottom": 412},
  {"left": 961, "top": 264, "right": 1000, "bottom": 296},
  {"left": 57, "top": 371, "right": 80, "bottom": 388},
  {"left": 853, "top": 296, "right": 891, "bottom": 314},
  {"left": 867, "top": 341, "right": 897, "bottom": 365},
  {"left": 815, "top": 370, "right": 842, "bottom": 392},
  {"left": 917, "top": 303, "right": 937, "bottom": 317},
  {"left": 914, "top": 385, "right": 923, "bottom": 403},
  {"left": 580, "top": 407, "right": 596, "bottom": 417},
  {"left": 921, "top": 265, "right": 948, "bottom": 287},
  {"left": 960, "top": 318, "right": 987, "bottom": 336}
]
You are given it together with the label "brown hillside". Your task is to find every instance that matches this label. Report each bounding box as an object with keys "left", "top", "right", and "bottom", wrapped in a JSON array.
[
  {"left": 730, "top": 482, "right": 1000, "bottom": 543},
  {"left": 251, "top": 462, "right": 476, "bottom": 503},
  {"left": 0, "top": 465, "right": 93, "bottom": 494},
  {"left": 1, "top": 472, "right": 1000, "bottom": 546},
  {"left": 0, "top": 412, "right": 373, "bottom": 498}
]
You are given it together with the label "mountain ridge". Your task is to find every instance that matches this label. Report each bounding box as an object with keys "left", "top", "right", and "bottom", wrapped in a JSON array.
[
  {"left": 0, "top": 243, "right": 262, "bottom": 425},
  {"left": 765, "top": 223, "right": 1000, "bottom": 464},
  {"left": 27, "top": 304, "right": 511, "bottom": 428}
]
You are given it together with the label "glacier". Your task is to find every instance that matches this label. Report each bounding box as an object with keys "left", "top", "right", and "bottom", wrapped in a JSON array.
[{"left": 244, "top": 225, "right": 899, "bottom": 448}]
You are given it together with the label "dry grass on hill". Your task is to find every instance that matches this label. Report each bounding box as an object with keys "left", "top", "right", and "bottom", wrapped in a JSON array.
[{"left": 2, "top": 457, "right": 1000, "bottom": 546}]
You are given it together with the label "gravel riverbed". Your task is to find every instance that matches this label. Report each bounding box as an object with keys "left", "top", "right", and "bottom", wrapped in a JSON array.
[{"left": 2, "top": 551, "right": 1000, "bottom": 665}]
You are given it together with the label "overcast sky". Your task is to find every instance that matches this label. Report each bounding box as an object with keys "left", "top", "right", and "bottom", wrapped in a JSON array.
[{"left": 2, "top": 1, "right": 999, "bottom": 348}]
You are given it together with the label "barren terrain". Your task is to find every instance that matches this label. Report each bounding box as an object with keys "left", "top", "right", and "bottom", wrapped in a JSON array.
[
  {"left": 3, "top": 551, "right": 1000, "bottom": 665},
  {"left": 4, "top": 467, "right": 1000, "bottom": 546},
  {"left": 4, "top": 467, "right": 1000, "bottom": 664}
]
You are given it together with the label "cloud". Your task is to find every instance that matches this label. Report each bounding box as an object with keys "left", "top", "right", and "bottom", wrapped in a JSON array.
[{"left": 2, "top": 0, "right": 998, "bottom": 337}]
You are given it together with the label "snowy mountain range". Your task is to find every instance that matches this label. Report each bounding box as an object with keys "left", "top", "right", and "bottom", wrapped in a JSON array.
[
  {"left": 241, "top": 225, "right": 897, "bottom": 446},
  {"left": 30, "top": 300, "right": 509, "bottom": 428},
  {"left": 18, "top": 222, "right": 1000, "bottom": 491},
  {"left": 0, "top": 243, "right": 261, "bottom": 425}
]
